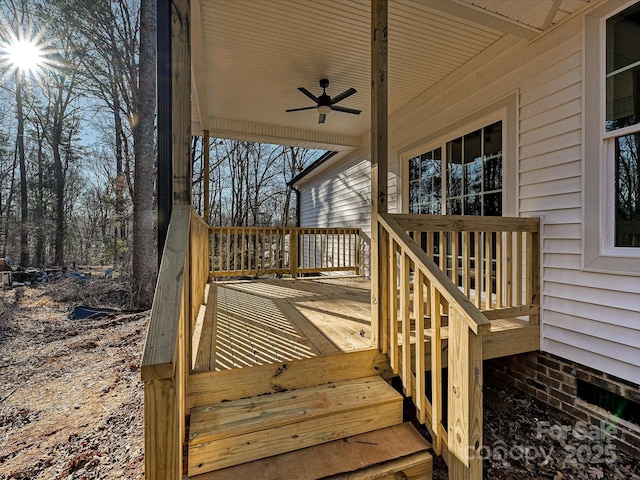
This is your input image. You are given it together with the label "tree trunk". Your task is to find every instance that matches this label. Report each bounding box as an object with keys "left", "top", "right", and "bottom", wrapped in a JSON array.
[
  {"left": 35, "top": 124, "right": 45, "bottom": 266},
  {"left": 132, "top": 0, "right": 157, "bottom": 308},
  {"left": 52, "top": 111, "right": 65, "bottom": 267},
  {"left": 16, "top": 69, "right": 29, "bottom": 267}
]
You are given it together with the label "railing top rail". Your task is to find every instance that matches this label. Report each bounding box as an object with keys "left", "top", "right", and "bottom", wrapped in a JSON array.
[
  {"left": 391, "top": 213, "right": 540, "bottom": 233},
  {"left": 379, "top": 212, "right": 491, "bottom": 335},
  {"left": 141, "top": 205, "right": 192, "bottom": 382},
  {"left": 208, "top": 226, "right": 361, "bottom": 233}
]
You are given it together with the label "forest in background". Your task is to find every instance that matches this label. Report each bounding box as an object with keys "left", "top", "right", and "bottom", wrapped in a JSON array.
[{"left": 0, "top": 0, "right": 320, "bottom": 304}]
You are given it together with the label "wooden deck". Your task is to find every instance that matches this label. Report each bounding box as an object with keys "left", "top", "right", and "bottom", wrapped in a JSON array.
[
  {"left": 193, "top": 274, "right": 540, "bottom": 374},
  {"left": 143, "top": 208, "right": 542, "bottom": 480},
  {"left": 193, "top": 276, "right": 373, "bottom": 372}
]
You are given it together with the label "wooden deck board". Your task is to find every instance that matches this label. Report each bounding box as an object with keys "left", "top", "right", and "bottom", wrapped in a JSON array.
[
  {"left": 193, "top": 275, "right": 540, "bottom": 373},
  {"left": 194, "top": 276, "right": 373, "bottom": 372},
  {"left": 189, "top": 423, "right": 432, "bottom": 480}
]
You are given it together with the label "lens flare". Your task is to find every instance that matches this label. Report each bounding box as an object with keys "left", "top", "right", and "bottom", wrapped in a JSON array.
[{"left": 5, "top": 39, "right": 43, "bottom": 74}]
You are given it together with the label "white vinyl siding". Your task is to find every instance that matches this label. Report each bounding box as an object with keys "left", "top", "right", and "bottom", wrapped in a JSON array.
[
  {"left": 299, "top": 157, "right": 372, "bottom": 275},
  {"left": 516, "top": 21, "right": 640, "bottom": 382},
  {"left": 301, "top": 159, "right": 371, "bottom": 228}
]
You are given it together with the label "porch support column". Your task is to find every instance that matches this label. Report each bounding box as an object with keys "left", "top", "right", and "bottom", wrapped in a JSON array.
[
  {"left": 203, "top": 131, "right": 210, "bottom": 223},
  {"left": 370, "top": 0, "right": 388, "bottom": 350},
  {"left": 157, "top": 0, "right": 192, "bottom": 263}
]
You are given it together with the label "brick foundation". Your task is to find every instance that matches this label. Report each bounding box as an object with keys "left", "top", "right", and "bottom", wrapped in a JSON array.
[{"left": 486, "top": 352, "right": 640, "bottom": 455}]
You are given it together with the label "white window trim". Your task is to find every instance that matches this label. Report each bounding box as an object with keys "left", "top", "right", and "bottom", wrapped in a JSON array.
[
  {"left": 397, "top": 93, "right": 517, "bottom": 217},
  {"left": 583, "top": 1, "right": 640, "bottom": 275}
]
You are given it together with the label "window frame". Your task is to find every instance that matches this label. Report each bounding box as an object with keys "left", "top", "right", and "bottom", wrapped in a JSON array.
[
  {"left": 398, "top": 94, "right": 517, "bottom": 218},
  {"left": 583, "top": 1, "right": 640, "bottom": 275}
]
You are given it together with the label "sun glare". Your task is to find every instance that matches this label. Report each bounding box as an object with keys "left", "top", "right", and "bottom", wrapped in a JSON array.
[{"left": 6, "top": 39, "right": 43, "bottom": 74}]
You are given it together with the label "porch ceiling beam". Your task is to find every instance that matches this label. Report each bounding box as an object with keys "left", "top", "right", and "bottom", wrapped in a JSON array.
[
  {"left": 207, "top": 117, "right": 362, "bottom": 151},
  {"left": 410, "top": 0, "right": 542, "bottom": 40},
  {"left": 191, "top": 0, "right": 209, "bottom": 132}
]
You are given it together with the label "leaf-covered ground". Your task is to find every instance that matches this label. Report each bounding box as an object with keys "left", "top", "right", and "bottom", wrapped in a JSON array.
[
  {"left": 1, "top": 278, "right": 639, "bottom": 479},
  {"left": 0, "top": 278, "right": 145, "bottom": 479},
  {"left": 430, "top": 376, "right": 640, "bottom": 479}
]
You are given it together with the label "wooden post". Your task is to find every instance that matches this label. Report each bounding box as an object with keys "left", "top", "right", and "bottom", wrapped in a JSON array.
[
  {"left": 203, "top": 131, "right": 210, "bottom": 223},
  {"left": 370, "top": 0, "right": 389, "bottom": 350},
  {"left": 527, "top": 221, "right": 541, "bottom": 326},
  {"left": 172, "top": 0, "right": 192, "bottom": 206},
  {"left": 448, "top": 307, "right": 483, "bottom": 480},
  {"left": 144, "top": 379, "right": 179, "bottom": 479},
  {"left": 157, "top": 0, "right": 172, "bottom": 265},
  {"left": 290, "top": 229, "right": 299, "bottom": 277}
]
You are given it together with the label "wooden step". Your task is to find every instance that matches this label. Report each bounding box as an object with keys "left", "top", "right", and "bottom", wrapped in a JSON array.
[
  {"left": 190, "top": 422, "right": 432, "bottom": 480},
  {"left": 188, "top": 376, "right": 404, "bottom": 476}
]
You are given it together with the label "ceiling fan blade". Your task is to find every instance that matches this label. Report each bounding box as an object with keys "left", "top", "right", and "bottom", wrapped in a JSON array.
[
  {"left": 285, "top": 106, "right": 317, "bottom": 112},
  {"left": 298, "top": 87, "right": 318, "bottom": 103},
  {"left": 330, "top": 87, "right": 357, "bottom": 105},
  {"left": 331, "top": 105, "right": 361, "bottom": 115},
  {"left": 318, "top": 113, "right": 326, "bottom": 124}
]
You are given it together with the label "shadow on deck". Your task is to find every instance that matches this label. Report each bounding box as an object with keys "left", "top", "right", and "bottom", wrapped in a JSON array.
[
  {"left": 193, "top": 276, "right": 372, "bottom": 372},
  {"left": 192, "top": 275, "right": 539, "bottom": 375}
]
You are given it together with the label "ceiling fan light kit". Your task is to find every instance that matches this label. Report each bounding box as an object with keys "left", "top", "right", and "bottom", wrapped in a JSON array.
[{"left": 285, "top": 78, "right": 361, "bottom": 124}]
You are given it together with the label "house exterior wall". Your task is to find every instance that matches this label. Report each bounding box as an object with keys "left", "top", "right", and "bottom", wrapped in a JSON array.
[
  {"left": 297, "top": 1, "right": 640, "bottom": 386},
  {"left": 298, "top": 156, "right": 373, "bottom": 275}
]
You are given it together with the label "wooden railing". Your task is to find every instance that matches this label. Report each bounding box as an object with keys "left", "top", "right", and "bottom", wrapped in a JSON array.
[
  {"left": 378, "top": 213, "right": 541, "bottom": 480},
  {"left": 209, "top": 226, "right": 362, "bottom": 278},
  {"left": 393, "top": 214, "right": 540, "bottom": 325},
  {"left": 141, "top": 206, "right": 210, "bottom": 480}
]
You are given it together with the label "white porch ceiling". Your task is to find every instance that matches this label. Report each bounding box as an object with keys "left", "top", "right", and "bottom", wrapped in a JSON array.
[{"left": 191, "top": 0, "right": 595, "bottom": 150}]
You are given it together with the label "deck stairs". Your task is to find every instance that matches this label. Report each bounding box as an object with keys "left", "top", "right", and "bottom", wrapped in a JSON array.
[{"left": 187, "top": 370, "right": 433, "bottom": 479}]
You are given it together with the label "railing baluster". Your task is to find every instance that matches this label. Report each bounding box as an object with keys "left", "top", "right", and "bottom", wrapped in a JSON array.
[
  {"left": 474, "top": 232, "right": 481, "bottom": 309},
  {"left": 464, "top": 231, "right": 471, "bottom": 298},
  {"left": 485, "top": 232, "right": 493, "bottom": 310},
  {"left": 451, "top": 231, "right": 459, "bottom": 288},
  {"left": 414, "top": 270, "right": 426, "bottom": 424},
  {"left": 506, "top": 231, "right": 513, "bottom": 307},
  {"left": 389, "top": 239, "right": 398, "bottom": 371},
  {"left": 439, "top": 230, "right": 445, "bottom": 272},
  {"left": 431, "top": 283, "right": 442, "bottom": 456},
  {"left": 496, "top": 232, "right": 503, "bottom": 308},
  {"left": 228, "top": 228, "right": 232, "bottom": 272},
  {"left": 400, "top": 250, "right": 411, "bottom": 395},
  {"left": 516, "top": 232, "right": 523, "bottom": 306}
]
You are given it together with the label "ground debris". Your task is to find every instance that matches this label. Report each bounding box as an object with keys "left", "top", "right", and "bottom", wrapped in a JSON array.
[
  {"left": 0, "top": 279, "right": 146, "bottom": 480},
  {"left": 431, "top": 379, "right": 640, "bottom": 480}
]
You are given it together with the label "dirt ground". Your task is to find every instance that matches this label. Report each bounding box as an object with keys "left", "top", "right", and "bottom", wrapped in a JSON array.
[
  {"left": 1, "top": 277, "right": 639, "bottom": 479},
  {"left": 0, "top": 277, "right": 146, "bottom": 479}
]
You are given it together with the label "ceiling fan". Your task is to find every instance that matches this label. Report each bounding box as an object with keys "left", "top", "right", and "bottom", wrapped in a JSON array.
[{"left": 285, "top": 79, "right": 361, "bottom": 124}]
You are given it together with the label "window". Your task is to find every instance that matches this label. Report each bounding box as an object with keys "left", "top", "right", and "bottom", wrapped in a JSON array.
[
  {"left": 606, "top": 3, "right": 640, "bottom": 248},
  {"left": 408, "top": 122, "right": 503, "bottom": 216},
  {"left": 584, "top": 1, "right": 640, "bottom": 272},
  {"left": 408, "top": 148, "right": 442, "bottom": 214}
]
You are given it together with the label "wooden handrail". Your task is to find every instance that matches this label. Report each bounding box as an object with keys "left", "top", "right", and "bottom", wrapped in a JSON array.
[
  {"left": 392, "top": 214, "right": 540, "bottom": 233},
  {"left": 141, "top": 206, "right": 211, "bottom": 480},
  {"left": 378, "top": 212, "right": 487, "bottom": 480},
  {"left": 378, "top": 212, "right": 541, "bottom": 480},
  {"left": 142, "top": 205, "right": 191, "bottom": 381},
  {"left": 390, "top": 213, "right": 541, "bottom": 323},
  {"left": 209, "top": 226, "right": 362, "bottom": 278},
  {"left": 379, "top": 213, "right": 490, "bottom": 335}
]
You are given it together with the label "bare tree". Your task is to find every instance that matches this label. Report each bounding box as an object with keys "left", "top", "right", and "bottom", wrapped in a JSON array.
[{"left": 132, "top": 0, "right": 156, "bottom": 306}]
